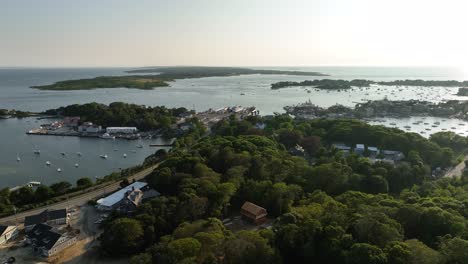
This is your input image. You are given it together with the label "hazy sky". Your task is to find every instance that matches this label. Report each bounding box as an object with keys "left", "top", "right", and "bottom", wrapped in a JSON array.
[{"left": 1, "top": 0, "right": 468, "bottom": 67}]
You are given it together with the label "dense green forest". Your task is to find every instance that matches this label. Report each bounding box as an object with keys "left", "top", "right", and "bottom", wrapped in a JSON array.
[
  {"left": 98, "top": 115, "right": 468, "bottom": 264},
  {"left": 44, "top": 102, "right": 191, "bottom": 131}
]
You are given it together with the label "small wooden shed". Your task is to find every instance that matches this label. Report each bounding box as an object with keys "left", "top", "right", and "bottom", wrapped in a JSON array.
[{"left": 240, "top": 202, "right": 267, "bottom": 224}]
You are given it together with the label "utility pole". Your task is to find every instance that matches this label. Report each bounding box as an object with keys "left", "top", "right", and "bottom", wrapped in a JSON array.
[{"left": 13, "top": 206, "right": 17, "bottom": 227}]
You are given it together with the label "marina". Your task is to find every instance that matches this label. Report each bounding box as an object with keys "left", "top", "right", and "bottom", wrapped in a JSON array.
[{"left": 0, "top": 117, "right": 172, "bottom": 188}]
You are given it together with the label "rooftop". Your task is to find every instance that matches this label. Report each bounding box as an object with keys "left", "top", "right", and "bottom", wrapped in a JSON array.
[
  {"left": 24, "top": 209, "right": 67, "bottom": 227},
  {"left": 241, "top": 202, "right": 267, "bottom": 217},
  {"left": 97, "top": 181, "right": 147, "bottom": 207}
]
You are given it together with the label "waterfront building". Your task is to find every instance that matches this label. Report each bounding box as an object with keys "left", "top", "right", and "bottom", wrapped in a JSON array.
[
  {"left": 106, "top": 127, "right": 138, "bottom": 134},
  {"left": 63, "top": 117, "right": 80, "bottom": 127},
  {"left": 78, "top": 122, "right": 102, "bottom": 133}
]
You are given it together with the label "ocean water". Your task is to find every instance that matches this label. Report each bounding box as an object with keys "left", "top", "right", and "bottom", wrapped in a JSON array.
[{"left": 0, "top": 66, "right": 467, "bottom": 187}]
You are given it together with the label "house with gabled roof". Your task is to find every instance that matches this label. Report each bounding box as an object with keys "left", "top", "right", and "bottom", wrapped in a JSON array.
[
  {"left": 25, "top": 223, "right": 77, "bottom": 257},
  {"left": 24, "top": 209, "right": 68, "bottom": 231},
  {"left": 240, "top": 202, "right": 268, "bottom": 224}
]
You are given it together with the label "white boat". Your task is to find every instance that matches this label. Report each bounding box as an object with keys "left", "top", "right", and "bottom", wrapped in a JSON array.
[
  {"left": 16, "top": 156, "right": 21, "bottom": 162},
  {"left": 100, "top": 154, "right": 108, "bottom": 159},
  {"left": 46, "top": 161, "right": 51, "bottom": 166},
  {"left": 57, "top": 168, "right": 62, "bottom": 172},
  {"left": 74, "top": 163, "right": 79, "bottom": 168},
  {"left": 100, "top": 133, "right": 115, "bottom": 139},
  {"left": 136, "top": 144, "right": 143, "bottom": 148},
  {"left": 123, "top": 153, "right": 127, "bottom": 158}
]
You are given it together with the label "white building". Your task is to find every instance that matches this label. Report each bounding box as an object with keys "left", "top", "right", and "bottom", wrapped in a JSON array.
[
  {"left": 106, "top": 127, "right": 138, "bottom": 134},
  {"left": 96, "top": 182, "right": 148, "bottom": 211},
  {"left": 78, "top": 122, "right": 102, "bottom": 133}
]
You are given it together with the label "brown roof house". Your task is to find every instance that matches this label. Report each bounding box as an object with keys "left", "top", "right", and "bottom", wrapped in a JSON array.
[{"left": 240, "top": 202, "right": 268, "bottom": 224}]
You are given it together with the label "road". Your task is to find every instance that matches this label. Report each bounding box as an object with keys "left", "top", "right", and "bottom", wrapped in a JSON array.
[
  {"left": 0, "top": 163, "right": 159, "bottom": 225},
  {"left": 445, "top": 155, "right": 468, "bottom": 178}
]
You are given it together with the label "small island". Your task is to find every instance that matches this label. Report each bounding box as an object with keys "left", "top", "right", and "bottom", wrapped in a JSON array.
[
  {"left": 32, "top": 66, "right": 328, "bottom": 91},
  {"left": 271, "top": 78, "right": 468, "bottom": 90},
  {"left": 31, "top": 75, "right": 170, "bottom": 90}
]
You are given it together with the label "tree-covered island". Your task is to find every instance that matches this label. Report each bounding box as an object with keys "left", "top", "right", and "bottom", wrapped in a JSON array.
[
  {"left": 31, "top": 67, "right": 328, "bottom": 91},
  {"left": 31, "top": 75, "right": 170, "bottom": 90}
]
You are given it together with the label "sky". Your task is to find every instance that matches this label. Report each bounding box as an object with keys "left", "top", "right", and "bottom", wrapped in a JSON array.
[{"left": 1, "top": 0, "right": 468, "bottom": 68}]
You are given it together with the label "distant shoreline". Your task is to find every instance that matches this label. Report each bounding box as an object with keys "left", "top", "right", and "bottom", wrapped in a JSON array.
[{"left": 31, "top": 66, "right": 328, "bottom": 91}]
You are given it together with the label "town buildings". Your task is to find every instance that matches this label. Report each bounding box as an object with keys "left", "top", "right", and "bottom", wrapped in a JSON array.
[{"left": 25, "top": 223, "right": 77, "bottom": 257}]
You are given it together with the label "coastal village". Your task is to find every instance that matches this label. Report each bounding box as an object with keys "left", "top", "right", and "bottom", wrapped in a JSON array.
[
  {"left": 0, "top": 105, "right": 265, "bottom": 263},
  {"left": 26, "top": 106, "right": 259, "bottom": 140}
]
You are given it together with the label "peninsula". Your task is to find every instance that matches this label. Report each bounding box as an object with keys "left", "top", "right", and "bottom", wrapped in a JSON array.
[
  {"left": 31, "top": 66, "right": 328, "bottom": 91},
  {"left": 285, "top": 98, "right": 468, "bottom": 120}
]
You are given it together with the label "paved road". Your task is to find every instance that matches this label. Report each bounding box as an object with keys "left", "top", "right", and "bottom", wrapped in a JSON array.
[
  {"left": 445, "top": 155, "right": 468, "bottom": 178},
  {"left": 0, "top": 164, "right": 159, "bottom": 225}
]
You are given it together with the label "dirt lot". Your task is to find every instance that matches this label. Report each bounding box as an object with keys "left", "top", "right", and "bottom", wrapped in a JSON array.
[{"left": 0, "top": 242, "right": 47, "bottom": 264}]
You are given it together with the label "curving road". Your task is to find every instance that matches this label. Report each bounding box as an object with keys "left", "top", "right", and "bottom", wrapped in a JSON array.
[{"left": 0, "top": 164, "right": 159, "bottom": 226}]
